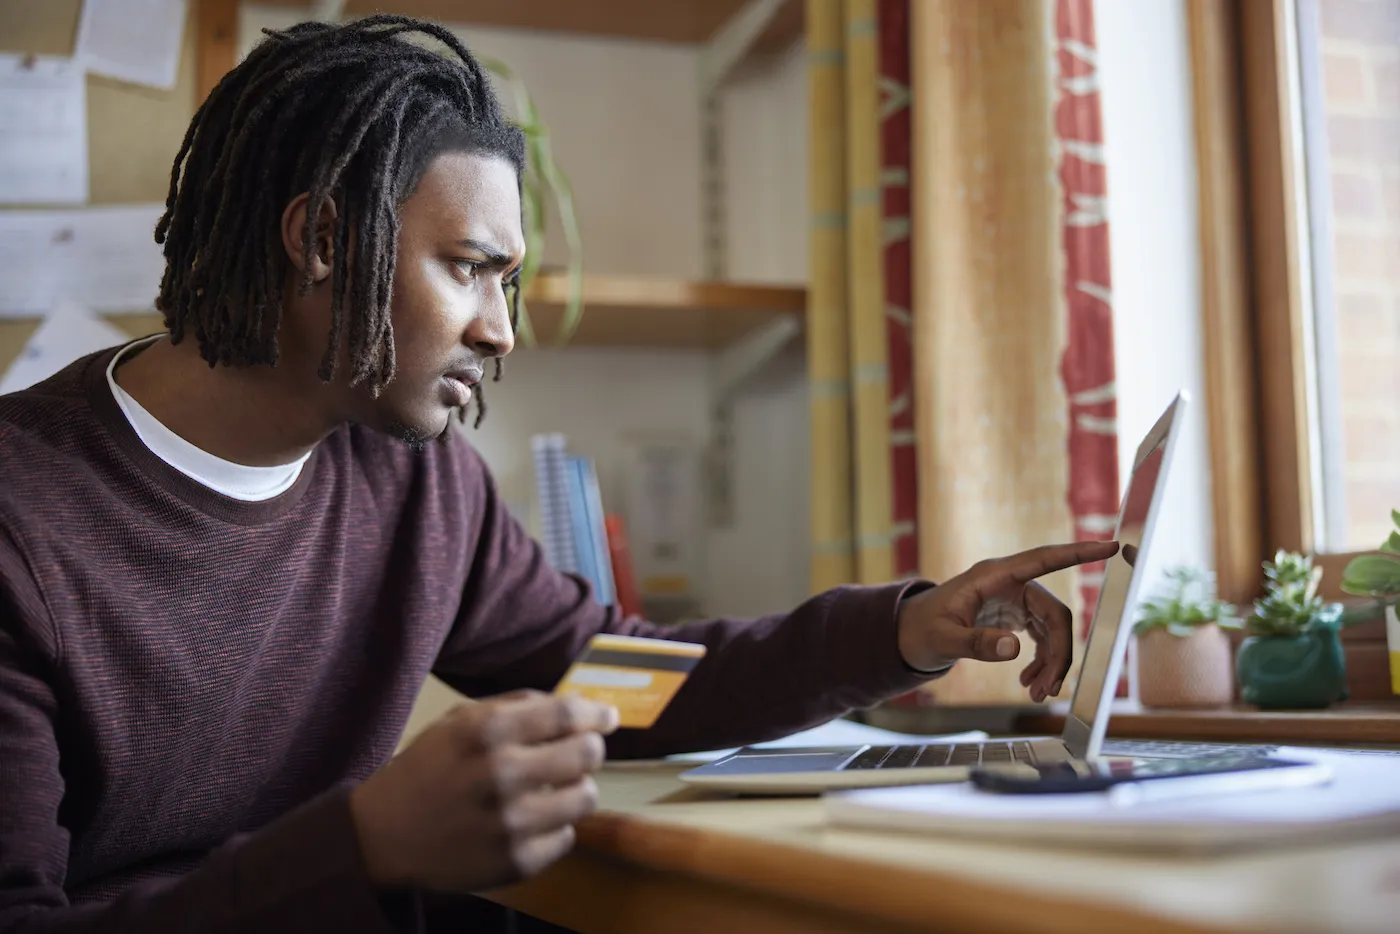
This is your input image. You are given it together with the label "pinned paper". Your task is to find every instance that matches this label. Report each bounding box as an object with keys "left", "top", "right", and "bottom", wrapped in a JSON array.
[
  {"left": 0, "top": 302, "right": 131, "bottom": 395},
  {"left": 76, "top": 0, "right": 188, "bottom": 90},
  {"left": 0, "top": 55, "right": 88, "bottom": 204},
  {"left": 0, "top": 204, "right": 166, "bottom": 316}
]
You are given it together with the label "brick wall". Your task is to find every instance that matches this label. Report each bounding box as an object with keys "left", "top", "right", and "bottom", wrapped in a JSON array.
[{"left": 1318, "top": 0, "right": 1400, "bottom": 550}]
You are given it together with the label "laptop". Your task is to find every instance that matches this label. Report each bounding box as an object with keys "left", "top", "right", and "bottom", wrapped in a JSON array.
[{"left": 678, "top": 392, "right": 1187, "bottom": 794}]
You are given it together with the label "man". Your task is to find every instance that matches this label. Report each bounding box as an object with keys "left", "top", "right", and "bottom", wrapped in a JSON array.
[{"left": 0, "top": 15, "right": 1115, "bottom": 933}]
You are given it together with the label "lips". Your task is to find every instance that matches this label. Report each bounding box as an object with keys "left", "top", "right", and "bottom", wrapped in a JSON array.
[
  {"left": 442, "top": 361, "right": 485, "bottom": 408},
  {"left": 446, "top": 366, "right": 484, "bottom": 387}
]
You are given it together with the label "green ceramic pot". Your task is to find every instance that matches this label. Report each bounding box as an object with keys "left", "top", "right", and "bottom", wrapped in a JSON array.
[{"left": 1236, "top": 628, "right": 1348, "bottom": 709}]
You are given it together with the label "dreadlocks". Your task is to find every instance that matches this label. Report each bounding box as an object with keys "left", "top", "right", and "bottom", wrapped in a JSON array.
[{"left": 154, "top": 14, "right": 525, "bottom": 428}]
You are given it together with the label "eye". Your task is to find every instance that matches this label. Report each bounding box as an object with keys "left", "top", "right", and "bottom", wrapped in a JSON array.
[{"left": 453, "top": 259, "right": 485, "bottom": 278}]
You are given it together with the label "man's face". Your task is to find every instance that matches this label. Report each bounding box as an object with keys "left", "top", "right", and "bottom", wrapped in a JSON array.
[{"left": 355, "top": 150, "right": 523, "bottom": 442}]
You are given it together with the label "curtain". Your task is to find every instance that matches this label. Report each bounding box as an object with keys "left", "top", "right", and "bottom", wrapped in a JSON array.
[
  {"left": 808, "top": 0, "right": 1119, "bottom": 707},
  {"left": 806, "top": 0, "right": 916, "bottom": 591},
  {"left": 1055, "top": 0, "right": 1120, "bottom": 646},
  {"left": 806, "top": 0, "right": 857, "bottom": 592}
]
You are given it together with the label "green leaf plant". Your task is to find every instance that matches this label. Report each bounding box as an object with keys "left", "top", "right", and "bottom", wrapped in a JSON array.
[
  {"left": 1246, "top": 551, "right": 1346, "bottom": 638},
  {"left": 1341, "top": 509, "right": 1400, "bottom": 620},
  {"left": 480, "top": 57, "right": 584, "bottom": 347}
]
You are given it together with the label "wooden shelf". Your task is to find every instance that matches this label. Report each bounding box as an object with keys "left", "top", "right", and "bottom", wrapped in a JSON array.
[
  {"left": 520, "top": 273, "right": 804, "bottom": 350},
  {"left": 256, "top": 0, "right": 804, "bottom": 51},
  {"left": 0, "top": 274, "right": 805, "bottom": 360}
]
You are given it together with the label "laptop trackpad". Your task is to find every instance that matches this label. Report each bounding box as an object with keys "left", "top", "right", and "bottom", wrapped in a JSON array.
[{"left": 703, "top": 750, "right": 857, "bottom": 774}]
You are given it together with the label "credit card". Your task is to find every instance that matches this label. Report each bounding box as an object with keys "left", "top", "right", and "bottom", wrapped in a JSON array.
[{"left": 553, "top": 633, "right": 706, "bottom": 729}]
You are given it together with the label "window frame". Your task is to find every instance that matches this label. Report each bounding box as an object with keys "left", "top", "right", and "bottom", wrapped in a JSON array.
[{"left": 1190, "top": 0, "right": 1396, "bottom": 705}]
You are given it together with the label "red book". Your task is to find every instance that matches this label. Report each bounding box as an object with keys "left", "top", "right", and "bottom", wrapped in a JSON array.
[{"left": 604, "top": 514, "right": 642, "bottom": 621}]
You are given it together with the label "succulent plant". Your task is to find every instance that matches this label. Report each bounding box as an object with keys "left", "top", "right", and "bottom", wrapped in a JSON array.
[
  {"left": 1245, "top": 551, "right": 1343, "bottom": 638},
  {"left": 1133, "top": 566, "right": 1240, "bottom": 637}
]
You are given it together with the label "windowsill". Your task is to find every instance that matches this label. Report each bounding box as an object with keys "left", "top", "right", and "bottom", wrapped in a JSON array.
[{"left": 1014, "top": 702, "right": 1400, "bottom": 745}]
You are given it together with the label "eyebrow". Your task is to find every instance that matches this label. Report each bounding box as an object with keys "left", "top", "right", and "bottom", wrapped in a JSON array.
[{"left": 457, "top": 238, "right": 518, "bottom": 269}]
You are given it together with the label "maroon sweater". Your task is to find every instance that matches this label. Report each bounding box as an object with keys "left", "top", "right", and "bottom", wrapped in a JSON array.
[{"left": 0, "top": 348, "right": 933, "bottom": 932}]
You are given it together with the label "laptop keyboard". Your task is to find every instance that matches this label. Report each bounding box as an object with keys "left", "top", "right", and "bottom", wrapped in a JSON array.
[{"left": 841, "top": 741, "right": 1036, "bottom": 770}]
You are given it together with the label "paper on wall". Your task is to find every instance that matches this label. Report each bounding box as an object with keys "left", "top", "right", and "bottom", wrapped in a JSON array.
[
  {"left": 0, "top": 55, "right": 88, "bottom": 204},
  {"left": 75, "top": 0, "right": 188, "bottom": 90},
  {"left": 0, "top": 205, "right": 166, "bottom": 316},
  {"left": 622, "top": 437, "right": 703, "bottom": 599},
  {"left": 0, "top": 302, "right": 131, "bottom": 395}
]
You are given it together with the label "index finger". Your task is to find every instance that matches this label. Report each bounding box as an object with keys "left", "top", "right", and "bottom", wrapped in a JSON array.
[
  {"left": 970, "top": 540, "right": 1120, "bottom": 595},
  {"left": 474, "top": 692, "right": 620, "bottom": 749}
]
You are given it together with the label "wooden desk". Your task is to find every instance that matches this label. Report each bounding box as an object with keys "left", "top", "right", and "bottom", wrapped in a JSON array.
[{"left": 491, "top": 761, "right": 1399, "bottom": 934}]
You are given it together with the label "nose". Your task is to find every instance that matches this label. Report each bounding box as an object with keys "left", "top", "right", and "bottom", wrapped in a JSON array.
[{"left": 465, "top": 281, "right": 516, "bottom": 359}]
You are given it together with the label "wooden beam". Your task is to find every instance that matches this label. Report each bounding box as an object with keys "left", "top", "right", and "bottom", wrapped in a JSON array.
[
  {"left": 252, "top": 0, "right": 804, "bottom": 49},
  {"left": 196, "top": 0, "right": 239, "bottom": 103},
  {"left": 1188, "top": 0, "right": 1267, "bottom": 605},
  {"left": 1239, "top": 0, "right": 1316, "bottom": 556}
]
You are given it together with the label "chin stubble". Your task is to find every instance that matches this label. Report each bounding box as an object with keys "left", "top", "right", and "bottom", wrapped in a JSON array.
[{"left": 386, "top": 410, "right": 462, "bottom": 452}]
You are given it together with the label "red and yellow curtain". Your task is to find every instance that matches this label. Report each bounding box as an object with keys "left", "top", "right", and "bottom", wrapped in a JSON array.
[{"left": 807, "top": 0, "right": 1119, "bottom": 706}]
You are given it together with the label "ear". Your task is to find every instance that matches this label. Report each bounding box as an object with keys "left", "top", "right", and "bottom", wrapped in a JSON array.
[{"left": 280, "top": 193, "right": 339, "bottom": 284}]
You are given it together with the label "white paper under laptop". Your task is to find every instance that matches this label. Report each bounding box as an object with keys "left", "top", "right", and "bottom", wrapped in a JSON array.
[
  {"left": 666, "top": 719, "right": 988, "bottom": 763},
  {"left": 824, "top": 746, "right": 1400, "bottom": 854},
  {"left": 678, "top": 392, "right": 1189, "bottom": 793}
]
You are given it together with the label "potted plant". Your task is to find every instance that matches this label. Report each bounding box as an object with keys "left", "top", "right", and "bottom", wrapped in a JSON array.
[
  {"left": 1341, "top": 509, "right": 1400, "bottom": 696},
  {"left": 1132, "top": 566, "right": 1240, "bottom": 708},
  {"left": 1236, "top": 551, "right": 1347, "bottom": 709},
  {"left": 480, "top": 57, "right": 584, "bottom": 346}
]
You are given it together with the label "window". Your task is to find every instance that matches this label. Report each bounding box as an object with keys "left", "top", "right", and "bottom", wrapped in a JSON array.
[
  {"left": 1300, "top": 0, "right": 1400, "bottom": 554},
  {"left": 1191, "top": 0, "right": 1398, "bottom": 704}
]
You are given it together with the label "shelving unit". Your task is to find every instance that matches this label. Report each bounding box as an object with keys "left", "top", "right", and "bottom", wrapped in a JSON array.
[
  {"left": 196, "top": 0, "right": 808, "bottom": 359},
  {"left": 7, "top": 274, "right": 803, "bottom": 355},
  {"left": 194, "top": 0, "right": 808, "bottom": 522}
]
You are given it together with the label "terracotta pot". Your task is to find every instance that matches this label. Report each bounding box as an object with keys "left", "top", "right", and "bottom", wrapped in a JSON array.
[{"left": 1137, "top": 624, "right": 1234, "bottom": 708}]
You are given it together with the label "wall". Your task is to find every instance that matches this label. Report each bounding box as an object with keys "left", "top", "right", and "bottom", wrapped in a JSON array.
[
  {"left": 0, "top": 0, "right": 198, "bottom": 370},
  {"left": 1, "top": 1, "right": 197, "bottom": 206},
  {"left": 1097, "top": 0, "right": 1214, "bottom": 610}
]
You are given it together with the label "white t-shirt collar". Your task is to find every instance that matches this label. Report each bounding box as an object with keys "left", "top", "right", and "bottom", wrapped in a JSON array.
[{"left": 106, "top": 337, "right": 311, "bottom": 502}]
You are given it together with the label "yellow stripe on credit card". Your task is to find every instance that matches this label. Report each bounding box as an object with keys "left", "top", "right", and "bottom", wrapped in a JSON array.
[{"left": 554, "top": 633, "right": 706, "bottom": 729}]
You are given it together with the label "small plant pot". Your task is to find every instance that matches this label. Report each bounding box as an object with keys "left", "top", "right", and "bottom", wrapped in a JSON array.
[
  {"left": 1236, "top": 628, "right": 1348, "bottom": 710},
  {"left": 1137, "top": 625, "right": 1234, "bottom": 708}
]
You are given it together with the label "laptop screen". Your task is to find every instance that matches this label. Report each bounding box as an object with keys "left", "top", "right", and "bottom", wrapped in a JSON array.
[{"left": 1066, "top": 424, "right": 1170, "bottom": 735}]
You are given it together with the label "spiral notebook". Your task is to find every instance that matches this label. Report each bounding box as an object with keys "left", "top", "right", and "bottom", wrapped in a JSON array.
[{"left": 530, "top": 433, "right": 615, "bottom": 607}]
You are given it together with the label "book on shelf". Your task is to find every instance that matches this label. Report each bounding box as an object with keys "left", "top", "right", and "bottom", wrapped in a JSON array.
[
  {"left": 605, "top": 514, "right": 642, "bottom": 620},
  {"left": 565, "top": 453, "right": 614, "bottom": 607},
  {"left": 529, "top": 433, "right": 577, "bottom": 576},
  {"left": 530, "top": 432, "right": 637, "bottom": 613}
]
